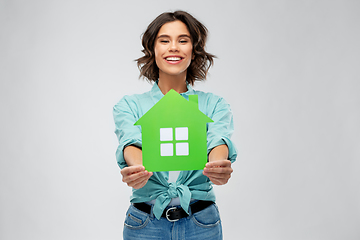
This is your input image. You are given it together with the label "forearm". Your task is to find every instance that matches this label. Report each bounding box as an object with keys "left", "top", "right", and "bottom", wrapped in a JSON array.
[
  {"left": 208, "top": 144, "right": 229, "bottom": 162},
  {"left": 123, "top": 145, "right": 143, "bottom": 166}
]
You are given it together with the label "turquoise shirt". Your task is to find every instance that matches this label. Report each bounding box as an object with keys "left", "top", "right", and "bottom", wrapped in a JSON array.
[{"left": 113, "top": 82, "right": 237, "bottom": 219}]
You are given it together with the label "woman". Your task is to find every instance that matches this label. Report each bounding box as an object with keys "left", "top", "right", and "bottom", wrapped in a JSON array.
[{"left": 113, "top": 10, "right": 237, "bottom": 240}]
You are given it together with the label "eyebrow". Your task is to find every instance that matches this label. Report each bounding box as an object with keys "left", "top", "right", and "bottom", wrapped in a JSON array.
[{"left": 157, "top": 34, "right": 191, "bottom": 39}]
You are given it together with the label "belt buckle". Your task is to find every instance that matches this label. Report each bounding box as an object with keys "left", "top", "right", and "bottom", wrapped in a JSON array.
[{"left": 165, "top": 207, "right": 179, "bottom": 222}]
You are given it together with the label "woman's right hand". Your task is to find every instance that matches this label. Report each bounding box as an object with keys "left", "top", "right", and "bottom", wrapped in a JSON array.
[{"left": 121, "top": 165, "right": 153, "bottom": 189}]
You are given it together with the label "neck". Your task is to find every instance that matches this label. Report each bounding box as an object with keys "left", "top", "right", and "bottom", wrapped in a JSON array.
[{"left": 157, "top": 71, "right": 188, "bottom": 95}]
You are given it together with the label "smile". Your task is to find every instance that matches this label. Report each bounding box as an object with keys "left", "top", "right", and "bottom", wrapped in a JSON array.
[
  {"left": 164, "top": 56, "right": 184, "bottom": 64},
  {"left": 166, "top": 57, "right": 182, "bottom": 61}
]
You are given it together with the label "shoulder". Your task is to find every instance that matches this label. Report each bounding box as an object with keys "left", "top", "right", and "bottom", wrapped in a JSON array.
[
  {"left": 193, "top": 89, "right": 222, "bottom": 101},
  {"left": 192, "top": 89, "right": 230, "bottom": 112}
]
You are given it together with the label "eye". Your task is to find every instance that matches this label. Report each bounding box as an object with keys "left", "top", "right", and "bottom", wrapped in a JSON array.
[
  {"left": 160, "top": 39, "right": 169, "bottom": 43},
  {"left": 179, "top": 40, "right": 188, "bottom": 43}
]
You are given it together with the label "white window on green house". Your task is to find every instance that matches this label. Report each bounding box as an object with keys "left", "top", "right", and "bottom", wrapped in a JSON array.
[{"left": 160, "top": 127, "right": 189, "bottom": 156}]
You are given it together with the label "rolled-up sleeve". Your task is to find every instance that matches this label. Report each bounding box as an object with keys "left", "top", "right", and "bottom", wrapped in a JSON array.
[
  {"left": 113, "top": 96, "right": 142, "bottom": 169},
  {"left": 206, "top": 97, "right": 237, "bottom": 163}
]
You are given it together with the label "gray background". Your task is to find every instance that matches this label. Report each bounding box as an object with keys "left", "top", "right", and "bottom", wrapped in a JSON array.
[{"left": 1, "top": 0, "right": 359, "bottom": 239}]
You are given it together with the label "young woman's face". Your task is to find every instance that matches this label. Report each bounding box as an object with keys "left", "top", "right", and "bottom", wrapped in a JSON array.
[{"left": 154, "top": 20, "right": 193, "bottom": 79}]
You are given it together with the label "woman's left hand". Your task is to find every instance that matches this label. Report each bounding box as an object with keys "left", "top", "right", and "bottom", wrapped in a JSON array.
[{"left": 203, "top": 160, "right": 233, "bottom": 185}]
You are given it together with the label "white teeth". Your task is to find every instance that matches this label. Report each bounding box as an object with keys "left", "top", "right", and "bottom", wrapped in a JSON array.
[{"left": 166, "top": 57, "right": 182, "bottom": 61}]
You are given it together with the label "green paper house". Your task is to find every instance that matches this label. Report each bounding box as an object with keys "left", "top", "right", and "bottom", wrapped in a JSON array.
[{"left": 135, "top": 89, "right": 213, "bottom": 172}]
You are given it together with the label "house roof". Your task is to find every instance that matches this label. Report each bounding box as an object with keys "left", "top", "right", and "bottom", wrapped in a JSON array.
[{"left": 135, "top": 89, "right": 213, "bottom": 127}]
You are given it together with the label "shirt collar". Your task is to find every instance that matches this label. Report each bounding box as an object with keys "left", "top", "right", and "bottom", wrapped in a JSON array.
[{"left": 150, "top": 80, "right": 195, "bottom": 102}]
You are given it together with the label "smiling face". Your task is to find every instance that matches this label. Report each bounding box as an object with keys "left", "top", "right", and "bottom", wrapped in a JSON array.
[{"left": 154, "top": 20, "right": 193, "bottom": 81}]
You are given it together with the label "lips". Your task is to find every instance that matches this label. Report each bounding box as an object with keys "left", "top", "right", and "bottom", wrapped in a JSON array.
[
  {"left": 164, "top": 56, "right": 184, "bottom": 64},
  {"left": 166, "top": 57, "right": 182, "bottom": 61}
]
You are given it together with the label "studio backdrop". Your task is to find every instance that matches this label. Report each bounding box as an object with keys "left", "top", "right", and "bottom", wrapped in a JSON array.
[{"left": 1, "top": 0, "right": 359, "bottom": 239}]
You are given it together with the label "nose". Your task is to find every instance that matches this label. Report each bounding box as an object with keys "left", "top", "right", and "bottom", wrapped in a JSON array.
[{"left": 169, "top": 41, "right": 179, "bottom": 52}]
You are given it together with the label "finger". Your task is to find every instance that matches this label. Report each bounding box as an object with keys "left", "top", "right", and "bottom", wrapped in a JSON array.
[
  {"left": 203, "top": 171, "right": 232, "bottom": 180},
  {"left": 203, "top": 168, "right": 232, "bottom": 185},
  {"left": 128, "top": 176, "right": 147, "bottom": 188},
  {"left": 204, "top": 166, "right": 233, "bottom": 175},
  {"left": 207, "top": 176, "right": 229, "bottom": 185},
  {"left": 121, "top": 165, "right": 145, "bottom": 176},
  {"left": 207, "top": 173, "right": 231, "bottom": 184},
  {"left": 206, "top": 160, "right": 231, "bottom": 168},
  {"left": 124, "top": 171, "right": 153, "bottom": 187},
  {"left": 132, "top": 177, "right": 151, "bottom": 189},
  {"left": 128, "top": 173, "right": 153, "bottom": 189},
  {"left": 122, "top": 170, "right": 149, "bottom": 183}
]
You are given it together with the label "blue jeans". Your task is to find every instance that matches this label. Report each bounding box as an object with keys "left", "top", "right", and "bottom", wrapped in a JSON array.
[{"left": 123, "top": 202, "right": 223, "bottom": 240}]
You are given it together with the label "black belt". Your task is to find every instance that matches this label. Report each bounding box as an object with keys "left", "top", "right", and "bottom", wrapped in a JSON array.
[{"left": 133, "top": 200, "right": 214, "bottom": 222}]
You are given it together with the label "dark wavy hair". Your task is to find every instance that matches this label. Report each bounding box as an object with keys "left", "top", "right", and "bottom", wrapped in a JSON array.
[{"left": 136, "top": 11, "right": 215, "bottom": 85}]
